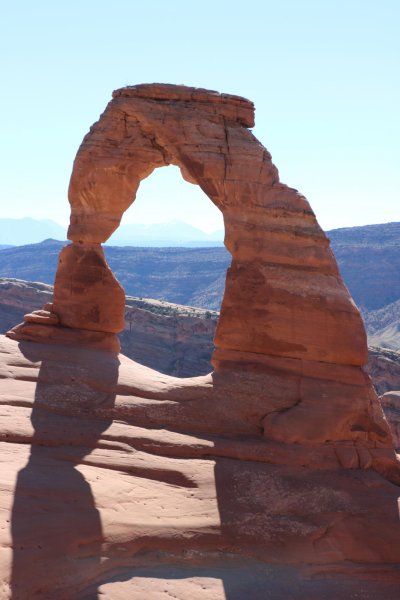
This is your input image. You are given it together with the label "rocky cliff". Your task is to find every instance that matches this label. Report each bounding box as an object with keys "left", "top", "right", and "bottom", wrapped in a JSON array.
[
  {"left": 380, "top": 391, "right": 400, "bottom": 451},
  {"left": 362, "top": 298, "right": 400, "bottom": 351},
  {"left": 0, "top": 278, "right": 217, "bottom": 378},
  {"left": 365, "top": 346, "right": 400, "bottom": 395}
]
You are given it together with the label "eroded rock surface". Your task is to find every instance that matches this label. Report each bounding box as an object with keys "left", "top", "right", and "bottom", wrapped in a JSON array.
[
  {"left": 1, "top": 336, "right": 400, "bottom": 599},
  {"left": 65, "top": 84, "right": 367, "bottom": 371},
  {"left": 366, "top": 346, "right": 400, "bottom": 395},
  {"left": 380, "top": 391, "right": 400, "bottom": 451},
  {"left": 2, "top": 84, "right": 400, "bottom": 598}
]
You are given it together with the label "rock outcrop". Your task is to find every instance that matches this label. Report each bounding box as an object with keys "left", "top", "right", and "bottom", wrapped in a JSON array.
[
  {"left": 363, "top": 299, "right": 400, "bottom": 351},
  {"left": 122, "top": 299, "right": 217, "bottom": 377},
  {"left": 366, "top": 346, "right": 400, "bottom": 395},
  {"left": 2, "top": 336, "right": 400, "bottom": 599},
  {"left": 2, "top": 84, "right": 400, "bottom": 598},
  {"left": 380, "top": 391, "right": 400, "bottom": 452},
  {"left": 380, "top": 391, "right": 400, "bottom": 450}
]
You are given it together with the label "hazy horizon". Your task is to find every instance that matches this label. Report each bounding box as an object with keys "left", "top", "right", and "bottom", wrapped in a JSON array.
[{"left": 0, "top": 214, "right": 398, "bottom": 246}]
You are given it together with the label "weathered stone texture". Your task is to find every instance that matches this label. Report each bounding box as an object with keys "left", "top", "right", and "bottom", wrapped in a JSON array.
[{"left": 64, "top": 84, "right": 366, "bottom": 372}]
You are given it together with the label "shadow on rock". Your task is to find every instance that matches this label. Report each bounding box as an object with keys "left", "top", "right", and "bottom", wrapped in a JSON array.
[{"left": 10, "top": 341, "right": 120, "bottom": 600}]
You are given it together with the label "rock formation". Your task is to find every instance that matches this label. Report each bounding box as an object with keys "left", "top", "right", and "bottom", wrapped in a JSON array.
[
  {"left": 366, "top": 346, "right": 400, "bottom": 395},
  {"left": 2, "top": 84, "right": 400, "bottom": 598},
  {"left": 0, "top": 278, "right": 218, "bottom": 377},
  {"left": 380, "top": 391, "right": 400, "bottom": 450},
  {"left": 121, "top": 299, "right": 217, "bottom": 377}
]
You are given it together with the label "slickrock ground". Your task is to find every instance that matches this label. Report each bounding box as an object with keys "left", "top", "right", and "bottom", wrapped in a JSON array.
[
  {"left": 2, "top": 84, "right": 400, "bottom": 598},
  {"left": 1, "top": 334, "right": 400, "bottom": 599}
]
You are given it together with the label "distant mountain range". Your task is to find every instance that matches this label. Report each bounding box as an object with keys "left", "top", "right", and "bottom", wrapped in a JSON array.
[
  {"left": 0, "top": 218, "right": 224, "bottom": 247},
  {"left": 328, "top": 221, "right": 400, "bottom": 310},
  {"left": 0, "top": 240, "right": 229, "bottom": 309},
  {"left": 107, "top": 219, "right": 224, "bottom": 246}
]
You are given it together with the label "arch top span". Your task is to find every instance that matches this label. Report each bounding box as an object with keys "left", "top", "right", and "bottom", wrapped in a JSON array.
[
  {"left": 67, "top": 83, "right": 278, "bottom": 245},
  {"left": 112, "top": 83, "right": 255, "bottom": 127}
]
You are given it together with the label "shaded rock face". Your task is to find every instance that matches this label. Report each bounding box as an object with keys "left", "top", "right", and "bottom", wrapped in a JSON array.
[
  {"left": 122, "top": 300, "right": 217, "bottom": 377},
  {"left": 3, "top": 84, "right": 400, "bottom": 598},
  {"left": 0, "top": 279, "right": 53, "bottom": 331},
  {"left": 380, "top": 391, "right": 400, "bottom": 450},
  {"left": 366, "top": 346, "right": 400, "bottom": 395}
]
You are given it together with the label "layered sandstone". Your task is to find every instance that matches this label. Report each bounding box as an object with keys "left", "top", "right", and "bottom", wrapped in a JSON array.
[
  {"left": 2, "top": 84, "right": 400, "bottom": 598},
  {"left": 122, "top": 299, "right": 217, "bottom": 376},
  {"left": 65, "top": 84, "right": 367, "bottom": 371}
]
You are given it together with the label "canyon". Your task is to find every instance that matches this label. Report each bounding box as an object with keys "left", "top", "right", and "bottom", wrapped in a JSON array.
[
  {"left": 1, "top": 277, "right": 399, "bottom": 387},
  {"left": 1, "top": 84, "right": 399, "bottom": 599}
]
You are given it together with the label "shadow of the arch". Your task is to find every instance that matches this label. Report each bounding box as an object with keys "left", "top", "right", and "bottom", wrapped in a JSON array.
[
  {"left": 79, "top": 561, "right": 272, "bottom": 599},
  {"left": 77, "top": 547, "right": 400, "bottom": 600},
  {"left": 10, "top": 341, "right": 120, "bottom": 600}
]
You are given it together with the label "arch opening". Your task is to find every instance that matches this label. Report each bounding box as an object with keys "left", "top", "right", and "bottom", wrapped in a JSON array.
[
  {"left": 104, "top": 164, "right": 230, "bottom": 378},
  {"left": 107, "top": 164, "right": 225, "bottom": 246}
]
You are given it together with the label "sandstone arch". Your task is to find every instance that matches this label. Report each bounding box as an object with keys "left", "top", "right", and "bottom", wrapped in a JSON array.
[
  {"left": 4, "top": 85, "right": 400, "bottom": 598},
  {"left": 8, "top": 83, "right": 394, "bottom": 449},
  {"left": 55, "top": 83, "right": 366, "bottom": 370}
]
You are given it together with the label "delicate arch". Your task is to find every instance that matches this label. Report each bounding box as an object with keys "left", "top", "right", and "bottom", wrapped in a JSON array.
[{"left": 53, "top": 84, "right": 366, "bottom": 370}]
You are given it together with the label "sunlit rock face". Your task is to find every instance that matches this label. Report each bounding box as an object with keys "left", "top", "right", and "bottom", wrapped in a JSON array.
[
  {"left": 66, "top": 83, "right": 367, "bottom": 370},
  {"left": 2, "top": 84, "right": 400, "bottom": 599}
]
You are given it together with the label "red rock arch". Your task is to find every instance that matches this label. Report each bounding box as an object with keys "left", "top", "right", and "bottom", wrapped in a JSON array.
[{"left": 52, "top": 83, "right": 366, "bottom": 371}]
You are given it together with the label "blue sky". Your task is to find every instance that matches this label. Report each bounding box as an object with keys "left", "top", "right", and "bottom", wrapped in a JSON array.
[{"left": 1, "top": 0, "right": 398, "bottom": 232}]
